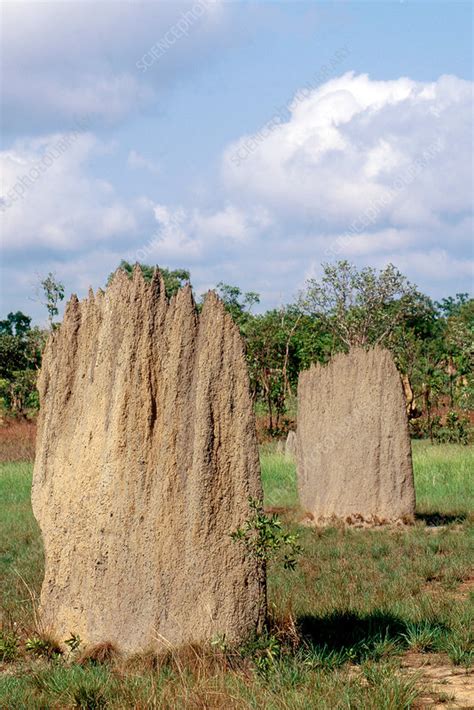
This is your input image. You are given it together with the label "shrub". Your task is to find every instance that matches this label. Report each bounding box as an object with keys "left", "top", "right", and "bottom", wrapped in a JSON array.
[
  {"left": 433, "top": 412, "right": 471, "bottom": 445},
  {"left": 409, "top": 412, "right": 472, "bottom": 444}
]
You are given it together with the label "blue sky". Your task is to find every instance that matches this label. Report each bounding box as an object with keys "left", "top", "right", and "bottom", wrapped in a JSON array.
[{"left": 1, "top": 0, "right": 473, "bottom": 322}]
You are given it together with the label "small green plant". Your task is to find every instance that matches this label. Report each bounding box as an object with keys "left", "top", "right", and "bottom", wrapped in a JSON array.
[
  {"left": 40, "top": 272, "right": 65, "bottom": 330},
  {"left": 360, "top": 658, "right": 421, "bottom": 708},
  {"left": 307, "top": 644, "right": 348, "bottom": 670},
  {"left": 25, "top": 634, "right": 62, "bottom": 659},
  {"left": 65, "top": 632, "right": 82, "bottom": 654},
  {"left": 210, "top": 634, "right": 230, "bottom": 653},
  {"left": 437, "top": 692, "right": 456, "bottom": 704},
  {"left": 370, "top": 543, "right": 390, "bottom": 560},
  {"left": 443, "top": 639, "right": 474, "bottom": 667},
  {"left": 240, "top": 631, "right": 283, "bottom": 674},
  {"left": 0, "top": 631, "right": 18, "bottom": 662},
  {"left": 372, "top": 636, "right": 400, "bottom": 662},
  {"left": 231, "top": 497, "right": 302, "bottom": 571},
  {"left": 231, "top": 497, "right": 302, "bottom": 628}
]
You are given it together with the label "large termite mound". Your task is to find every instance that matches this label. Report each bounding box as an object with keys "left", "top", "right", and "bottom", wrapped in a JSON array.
[
  {"left": 32, "top": 267, "right": 264, "bottom": 653},
  {"left": 297, "top": 347, "right": 415, "bottom": 525}
]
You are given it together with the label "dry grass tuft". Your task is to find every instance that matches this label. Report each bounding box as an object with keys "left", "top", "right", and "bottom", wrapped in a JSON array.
[
  {"left": 78, "top": 641, "right": 119, "bottom": 665},
  {"left": 267, "top": 604, "right": 300, "bottom": 652},
  {"left": 154, "top": 642, "right": 245, "bottom": 677}
]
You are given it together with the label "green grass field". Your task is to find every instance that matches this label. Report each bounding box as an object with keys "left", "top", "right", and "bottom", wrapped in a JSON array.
[{"left": 1, "top": 442, "right": 473, "bottom": 709}]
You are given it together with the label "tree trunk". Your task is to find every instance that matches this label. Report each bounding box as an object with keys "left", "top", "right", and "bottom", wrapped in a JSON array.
[{"left": 401, "top": 373, "right": 416, "bottom": 418}]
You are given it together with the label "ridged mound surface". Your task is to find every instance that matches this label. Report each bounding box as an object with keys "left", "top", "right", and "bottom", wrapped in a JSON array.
[
  {"left": 32, "top": 267, "right": 264, "bottom": 652},
  {"left": 297, "top": 347, "right": 415, "bottom": 525}
]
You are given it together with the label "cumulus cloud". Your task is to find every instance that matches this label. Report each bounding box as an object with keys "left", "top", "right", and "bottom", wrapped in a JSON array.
[
  {"left": 223, "top": 72, "right": 472, "bottom": 223},
  {"left": 127, "top": 203, "right": 274, "bottom": 265},
  {"left": 220, "top": 72, "right": 472, "bottom": 296},
  {"left": 0, "top": 125, "right": 275, "bottom": 318},
  {"left": 0, "top": 132, "right": 147, "bottom": 252}
]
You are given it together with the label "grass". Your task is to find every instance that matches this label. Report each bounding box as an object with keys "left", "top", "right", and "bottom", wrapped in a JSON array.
[
  {"left": 0, "top": 442, "right": 472, "bottom": 708},
  {"left": 411, "top": 440, "right": 474, "bottom": 519},
  {"left": 261, "top": 450, "right": 299, "bottom": 509},
  {"left": 0, "top": 461, "right": 42, "bottom": 631}
]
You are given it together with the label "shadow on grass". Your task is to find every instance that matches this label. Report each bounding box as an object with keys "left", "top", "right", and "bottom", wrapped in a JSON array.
[
  {"left": 416, "top": 512, "right": 467, "bottom": 526},
  {"left": 297, "top": 610, "right": 447, "bottom": 660},
  {"left": 299, "top": 610, "right": 405, "bottom": 651}
]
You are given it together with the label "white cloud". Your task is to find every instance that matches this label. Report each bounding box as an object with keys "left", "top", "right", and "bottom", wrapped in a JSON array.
[
  {"left": 1, "top": 1, "right": 228, "bottom": 133},
  {"left": 223, "top": 72, "right": 472, "bottom": 226},
  {"left": 381, "top": 250, "right": 474, "bottom": 282},
  {"left": 217, "top": 72, "right": 472, "bottom": 299},
  {"left": 0, "top": 133, "right": 143, "bottom": 251},
  {"left": 127, "top": 203, "right": 273, "bottom": 265},
  {"left": 332, "top": 228, "right": 417, "bottom": 257},
  {"left": 190, "top": 204, "right": 272, "bottom": 243}
]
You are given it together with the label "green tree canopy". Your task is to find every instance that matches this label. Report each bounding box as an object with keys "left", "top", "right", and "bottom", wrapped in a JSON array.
[
  {"left": 0, "top": 311, "right": 32, "bottom": 338},
  {"left": 300, "top": 261, "right": 425, "bottom": 349},
  {"left": 0, "top": 311, "right": 46, "bottom": 415},
  {"left": 211, "top": 282, "right": 260, "bottom": 327}
]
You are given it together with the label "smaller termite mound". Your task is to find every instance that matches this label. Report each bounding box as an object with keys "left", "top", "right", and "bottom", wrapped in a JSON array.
[{"left": 296, "top": 346, "right": 415, "bottom": 525}]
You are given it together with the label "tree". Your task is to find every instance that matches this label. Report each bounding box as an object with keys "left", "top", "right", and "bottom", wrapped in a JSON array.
[
  {"left": 443, "top": 298, "right": 474, "bottom": 409},
  {"left": 213, "top": 282, "right": 260, "bottom": 327},
  {"left": 0, "top": 334, "right": 29, "bottom": 379},
  {"left": 212, "top": 283, "right": 333, "bottom": 434},
  {"left": 245, "top": 311, "right": 288, "bottom": 431},
  {"left": 244, "top": 307, "right": 332, "bottom": 433},
  {"left": 388, "top": 297, "right": 441, "bottom": 416},
  {"left": 436, "top": 293, "right": 470, "bottom": 318},
  {"left": 0, "top": 311, "right": 32, "bottom": 338},
  {"left": 1, "top": 370, "right": 38, "bottom": 415},
  {"left": 108, "top": 261, "right": 191, "bottom": 299},
  {"left": 300, "top": 261, "right": 421, "bottom": 349},
  {"left": 0, "top": 311, "right": 46, "bottom": 416},
  {"left": 0, "top": 312, "right": 42, "bottom": 379},
  {"left": 40, "top": 273, "right": 65, "bottom": 330},
  {"left": 390, "top": 294, "right": 473, "bottom": 426}
]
